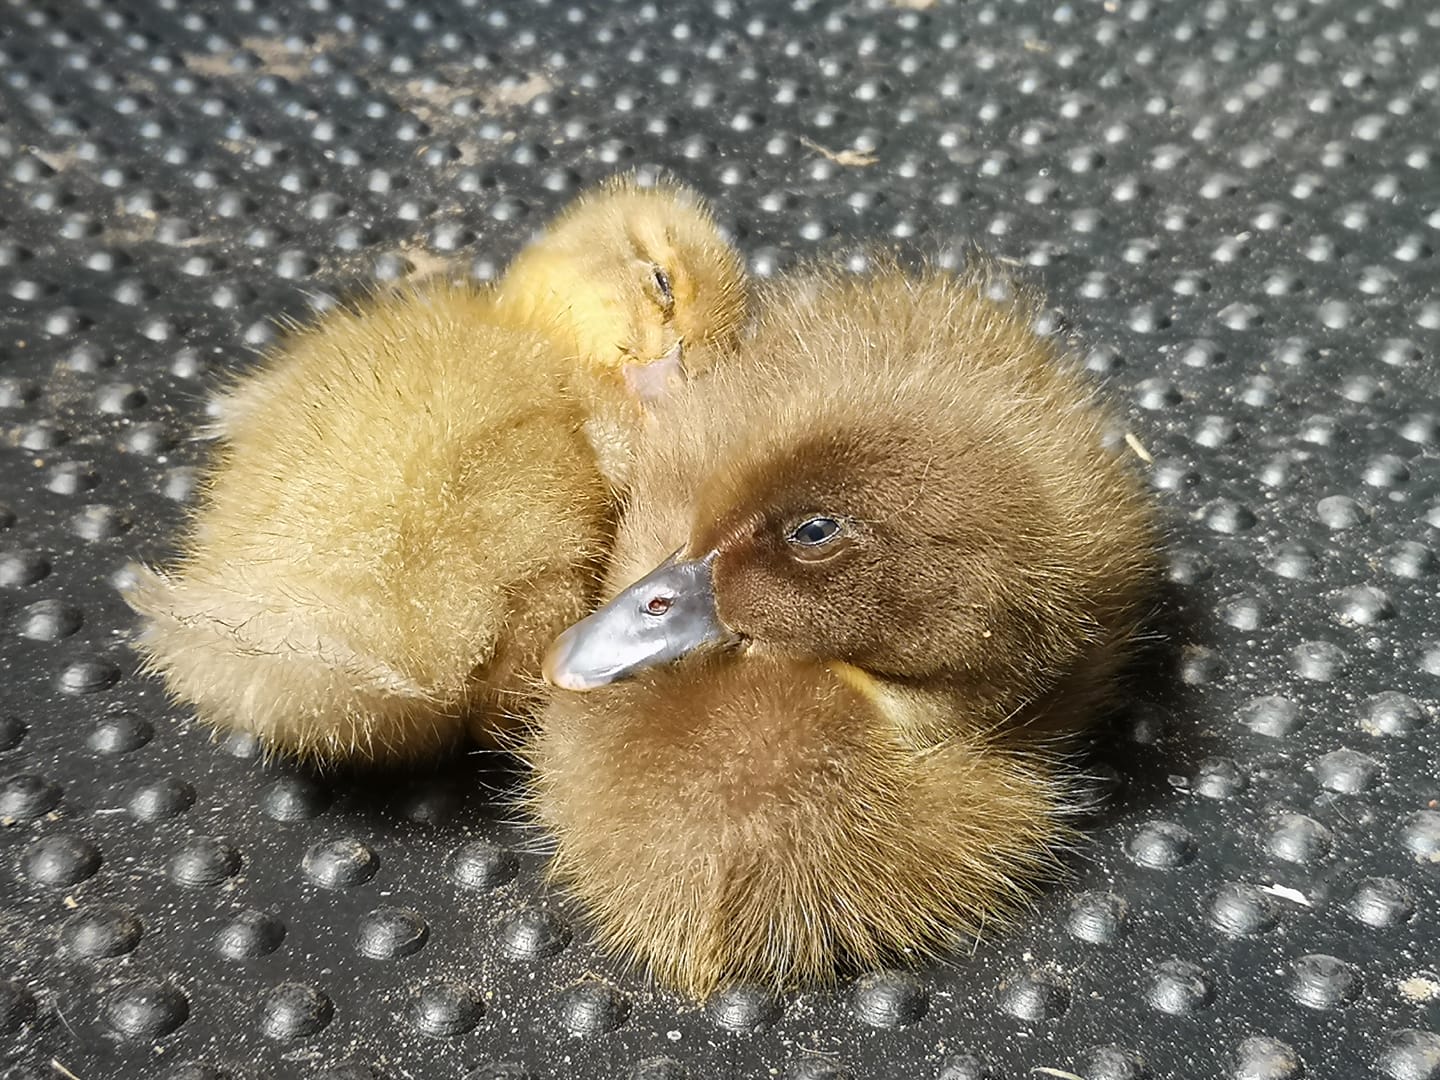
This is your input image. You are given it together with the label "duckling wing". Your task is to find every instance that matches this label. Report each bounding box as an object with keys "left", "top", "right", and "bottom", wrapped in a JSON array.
[{"left": 125, "top": 562, "right": 432, "bottom": 696}]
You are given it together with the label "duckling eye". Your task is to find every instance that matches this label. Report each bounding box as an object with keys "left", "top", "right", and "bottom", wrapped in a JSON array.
[
  {"left": 651, "top": 266, "right": 675, "bottom": 309},
  {"left": 644, "top": 594, "right": 673, "bottom": 616},
  {"left": 788, "top": 517, "right": 843, "bottom": 547}
]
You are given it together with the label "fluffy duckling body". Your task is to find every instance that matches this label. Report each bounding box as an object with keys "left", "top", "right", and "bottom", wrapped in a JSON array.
[
  {"left": 125, "top": 181, "right": 747, "bottom": 760},
  {"left": 529, "top": 265, "right": 1159, "bottom": 996}
]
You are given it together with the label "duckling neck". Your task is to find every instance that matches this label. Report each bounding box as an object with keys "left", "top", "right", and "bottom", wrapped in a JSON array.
[
  {"left": 489, "top": 283, "right": 586, "bottom": 362},
  {"left": 487, "top": 273, "right": 643, "bottom": 488},
  {"left": 493, "top": 271, "right": 638, "bottom": 395},
  {"left": 491, "top": 253, "right": 608, "bottom": 375}
]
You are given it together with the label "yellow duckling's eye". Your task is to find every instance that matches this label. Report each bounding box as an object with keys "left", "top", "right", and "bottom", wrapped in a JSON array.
[{"left": 651, "top": 265, "right": 675, "bottom": 314}]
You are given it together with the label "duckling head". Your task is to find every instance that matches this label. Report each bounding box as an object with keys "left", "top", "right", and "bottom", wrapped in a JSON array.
[
  {"left": 543, "top": 311, "right": 1150, "bottom": 713},
  {"left": 497, "top": 177, "right": 748, "bottom": 406},
  {"left": 546, "top": 427, "right": 1038, "bottom": 693}
]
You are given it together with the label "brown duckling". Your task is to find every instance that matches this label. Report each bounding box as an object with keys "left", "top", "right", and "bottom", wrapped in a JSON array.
[
  {"left": 124, "top": 179, "right": 748, "bottom": 761},
  {"left": 528, "top": 264, "right": 1159, "bottom": 997}
]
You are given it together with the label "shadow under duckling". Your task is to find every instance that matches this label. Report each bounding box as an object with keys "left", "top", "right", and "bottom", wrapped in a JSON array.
[
  {"left": 526, "top": 263, "right": 1160, "bottom": 997},
  {"left": 124, "top": 179, "right": 748, "bottom": 762}
]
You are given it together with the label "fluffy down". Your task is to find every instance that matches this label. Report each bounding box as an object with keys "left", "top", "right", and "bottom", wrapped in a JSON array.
[
  {"left": 129, "top": 283, "right": 609, "bottom": 759},
  {"left": 126, "top": 179, "right": 748, "bottom": 760},
  {"left": 526, "top": 263, "right": 1159, "bottom": 996}
]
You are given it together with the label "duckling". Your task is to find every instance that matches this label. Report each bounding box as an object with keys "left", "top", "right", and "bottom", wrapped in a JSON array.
[
  {"left": 527, "top": 264, "right": 1160, "bottom": 997},
  {"left": 124, "top": 179, "right": 748, "bottom": 761}
]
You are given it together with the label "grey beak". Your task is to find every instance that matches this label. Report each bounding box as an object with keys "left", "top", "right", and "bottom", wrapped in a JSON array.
[{"left": 542, "top": 550, "right": 737, "bottom": 691}]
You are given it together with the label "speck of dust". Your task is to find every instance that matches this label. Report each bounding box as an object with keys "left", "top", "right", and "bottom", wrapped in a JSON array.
[
  {"left": 1259, "top": 883, "right": 1311, "bottom": 906},
  {"left": 1398, "top": 975, "right": 1440, "bottom": 1003},
  {"left": 1124, "top": 431, "right": 1154, "bottom": 463}
]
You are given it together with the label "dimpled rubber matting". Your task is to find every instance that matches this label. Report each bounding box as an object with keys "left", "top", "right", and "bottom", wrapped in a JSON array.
[{"left": 2, "top": 0, "right": 1439, "bottom": 1078}]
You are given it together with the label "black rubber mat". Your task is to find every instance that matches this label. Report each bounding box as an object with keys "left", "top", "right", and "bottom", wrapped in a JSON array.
[{"left": 3, "top": 1, "right": 1439, "bottom": 1078}]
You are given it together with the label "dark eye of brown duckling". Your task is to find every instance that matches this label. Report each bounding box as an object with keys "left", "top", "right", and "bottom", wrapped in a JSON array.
[{"left": 785, "top": 516, "right": 850, "bottom": 563}]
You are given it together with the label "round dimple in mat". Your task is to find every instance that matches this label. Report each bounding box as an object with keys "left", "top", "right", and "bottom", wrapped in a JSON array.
[{"left": 1, "top": 0, "right": 1438, "bottom": 1077}]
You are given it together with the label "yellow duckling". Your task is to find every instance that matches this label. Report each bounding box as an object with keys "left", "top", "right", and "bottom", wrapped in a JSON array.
[
  {"left": 529, "top": 264, "right": 1159, "bottom": 997},
  {"left": 125, "top": 179, "right": 748, "bottom": 761}
]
